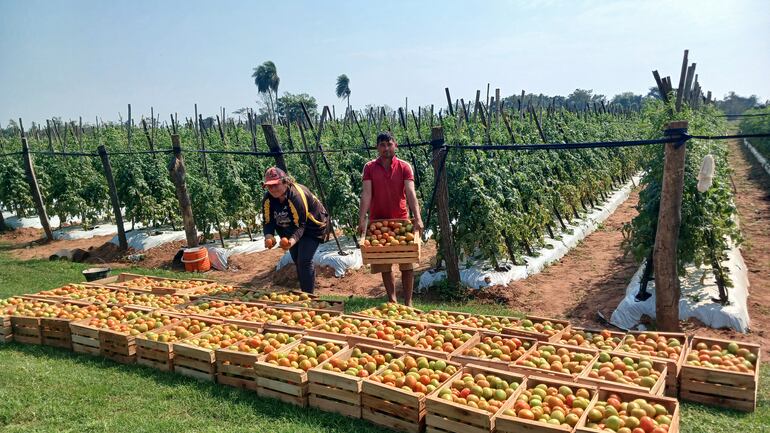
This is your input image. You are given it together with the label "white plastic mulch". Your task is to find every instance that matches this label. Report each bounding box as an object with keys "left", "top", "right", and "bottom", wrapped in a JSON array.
[
  {"left": 610, "top": 240, "right": 751, "bottom": 333},
  {"left": 418, "top": 174, "right": 642, "bottom": 291},
  {"left": 744, "top": 139, "right": 770, "bottom": 177}
]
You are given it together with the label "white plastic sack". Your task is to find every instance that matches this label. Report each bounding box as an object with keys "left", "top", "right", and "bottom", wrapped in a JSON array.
[{"left": 205, "top": 246, "right": 230, "bottom": 271}]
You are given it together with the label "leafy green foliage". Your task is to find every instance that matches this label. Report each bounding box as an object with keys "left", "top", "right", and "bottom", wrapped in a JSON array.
[{"left": 624, "top": 101, "right": 740, "bottom": 279}]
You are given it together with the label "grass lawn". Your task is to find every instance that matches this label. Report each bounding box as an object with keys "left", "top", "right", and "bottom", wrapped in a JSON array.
[{"left": 0, "top": 252, "right": 767, "bottom": 433}]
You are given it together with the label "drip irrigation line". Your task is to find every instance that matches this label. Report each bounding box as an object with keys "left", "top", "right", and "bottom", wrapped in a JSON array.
[
  {"left": 29, "top": 150, "right": 98, "bottom": 157},
  {"left": 4, "top": 133, "right": 768, "bottom": 159},
  {"left": 447, "top": 137, "right": 677, "bottom": 151},
  {"left": 686, "top": 132, "right": 770, "bottom": 140},
  {"left": 717, "top": 113, "right": 770, "bottom": 117}
]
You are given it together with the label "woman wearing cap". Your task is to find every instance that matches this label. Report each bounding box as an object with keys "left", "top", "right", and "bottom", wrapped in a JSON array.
[{"left": 261, "top": 166, "right": 329, "bottom": 294}]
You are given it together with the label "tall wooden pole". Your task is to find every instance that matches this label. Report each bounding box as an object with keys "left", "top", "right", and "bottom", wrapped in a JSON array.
[
  {"left": 97, "top": 145, "right": 128, "bottom": 251},
  {"left": 431, "top": 127, "right": 460, "bottom": 287},
  {"left": 653, "top": 121, "right": 689, "bottom": 331},
  {"left": 261, "top": 123, "right": 287, "bottom": 172},
  {"left": 168, "top": 134, "right": 198, "bottom": 248},
  {"left": 20, "top": 129, "right": 54, "bottom": 242}
]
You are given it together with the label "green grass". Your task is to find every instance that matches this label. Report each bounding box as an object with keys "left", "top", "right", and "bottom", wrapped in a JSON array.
[{"left": 0, "top": 252, "right": 767, "bottom": 433}]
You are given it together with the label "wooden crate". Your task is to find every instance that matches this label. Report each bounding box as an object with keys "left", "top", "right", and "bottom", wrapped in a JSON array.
[
  {"left": 510, "top": 342, "right": 598, "bottom": 382},
  {"left": 172, "top": 342, "right": 218, "bottom": 382},
  {"left": 287, "top": 299, "right": 345, "bottom": 312},
  {"left": 420, "top": 310, "right": 520, "bottom": 333},
  {"left": 171, "top": 322, "right": 265, "bottom": 381},
  {"left": 98, "top": 272, "right": 214, "bottom": 294},
  {"left": 424, "top": 364, "right": 527, "bottom": 433},
  {"left": 556, "top": 327, "right": 627, "bottom": 351},
  {"left": 361, "top": 352, "right": 462, "bottom": 433},
  {"left": 136, "top": 317, "right": 224, "bottom": 372},
  {"left": 70, "top": 319, "right": 102, "bottom": 355},
  {"left": 575, "top": 387, "right": 680, "bottom": 433},
  {"left": 679, "top": 336, "right": 760, "bottom": 412},
  {"left": 8, "top": 298, "right": 64, "bottom": 345},
  {"left": 577, "top": 351, "right": 668, "bottom": 396},
  {"left": 307, "top": 344, "right": 405, "bottom": 419},
  {"left": 0, "top": 315, "right": 11, "bottom": 344},
  {"left": 350, "top": 304, "right": 425, "bottom": 322},
  {"left": 614, "top": 330, "right": 687, "bottom": 398},
  {"left": 11, "top": 316, "right": 43, "bottom": 345},
  {"left": 41, "top": 317, "right": 74, "bottom": 349},
  {"left": 216, "top": 326, "right": 302, "bottom": 391},
  {"left": 361, "top": 219, "right": 421, "bottom": 265},
  {"left": 250, "top": 289, "right": 319, "bottom": 304},
  {"left": 67, "top": 305, "right": 153, "bottom": 356},
  {"left": 394, "top": 325, "right": 477, "bottom": 360},
  {"left": 307, "top": 316, "right": 426, "bottom": 349},
  {"left": 503, "top": 315, "right": 570, "bottom": 342},
  {"left": 100, "top": 330, "right": 137, "bottom": 364},
  {"left": 493, "top": 375, "right": 598, "bottom": 433},
  {"left": 255, "top": 336, "right": 347, "bottom": 407},
  {"left": 450, "top": 331, "right": 538, "bottom": 370}
]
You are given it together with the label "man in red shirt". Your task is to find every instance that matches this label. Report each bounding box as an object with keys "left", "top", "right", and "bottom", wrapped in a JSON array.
[{"left": 358, "top": 131, "right": 423, "bottom": 306}]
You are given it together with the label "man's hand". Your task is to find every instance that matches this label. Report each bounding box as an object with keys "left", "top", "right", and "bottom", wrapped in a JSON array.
[
  {"left": 264, "top": 234, "right": 275, "bottom": 249},
  {"left": 413, "top": 218, "right": 424, "bottom": 235},
  {"left": 357, "top": 217, "right": 368, "bottom": 237}
]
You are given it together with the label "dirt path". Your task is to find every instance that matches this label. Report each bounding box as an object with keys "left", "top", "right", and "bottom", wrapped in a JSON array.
[
  {"left": 680, "top": 139, "right": 770, "bottom": 358},
  {"left": 481, "top": 190, "right": 641, "bottom": 326}
]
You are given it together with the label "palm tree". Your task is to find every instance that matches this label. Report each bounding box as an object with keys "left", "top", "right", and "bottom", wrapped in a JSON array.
[
  {"left": 252, "top": 61, "right": 280, "bottom": 122},
  {"left": 335, "top": 74, "right": 351, "bottom": 117}
]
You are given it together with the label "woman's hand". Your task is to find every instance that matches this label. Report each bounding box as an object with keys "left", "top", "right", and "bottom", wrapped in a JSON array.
[{"left": 279, "top": 237, "right": 296, "bottom": 250}]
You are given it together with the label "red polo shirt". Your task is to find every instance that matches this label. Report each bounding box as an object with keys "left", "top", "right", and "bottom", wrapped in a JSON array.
[{"left": 362, "top": 156, "right": 414, "bottom": 220}]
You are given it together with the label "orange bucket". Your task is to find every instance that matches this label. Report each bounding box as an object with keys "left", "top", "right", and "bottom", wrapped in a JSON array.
[{"left": 181, "top": 247, "right": 210, "bottom": 272}]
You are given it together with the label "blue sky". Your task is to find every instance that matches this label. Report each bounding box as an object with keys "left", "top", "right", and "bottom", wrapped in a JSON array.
[{"left": 1, "top": 0, "right": 768, "bottom": 125}]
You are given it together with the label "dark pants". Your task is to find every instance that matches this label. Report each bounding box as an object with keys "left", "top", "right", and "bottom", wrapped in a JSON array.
[{"left": 289, "top": 236, "right": 321, "bottom": 294}]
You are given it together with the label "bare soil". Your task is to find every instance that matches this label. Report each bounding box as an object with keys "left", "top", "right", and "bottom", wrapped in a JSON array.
[{"left": 478, "top": 189, "right": 641, "bottom": 326}]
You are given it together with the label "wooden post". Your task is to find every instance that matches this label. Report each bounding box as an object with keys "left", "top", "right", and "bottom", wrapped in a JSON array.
[
  {"left": 653, "top": 121, "right": 689, "bottom": 331},
  {"left": 97, "top": 145, "right": 128, "bottom": 251},
  {"left": 168, "top": 134, "right": 198, "bottom": 248},
  {"left": 20, "top": 133, "right": 54, "bottom": 242},
  {"left": 127, "top": 103, "right": 132, "bottom": 151},
  {"left": 431, "top": 127, "right": 460, "bottom": 288},
  {"left": 261, "top": 123, "right": 287, "bottom": 171}
]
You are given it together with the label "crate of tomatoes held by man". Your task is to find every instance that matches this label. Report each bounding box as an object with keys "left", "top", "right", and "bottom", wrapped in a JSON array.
[{"left": 361, "top": 219, "right": 421, "bottom": 265}]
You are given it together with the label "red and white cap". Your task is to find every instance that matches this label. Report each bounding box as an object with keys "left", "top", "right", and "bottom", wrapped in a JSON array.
[{"left": 263, "top": 166, "right": 287, "bottom": 186}]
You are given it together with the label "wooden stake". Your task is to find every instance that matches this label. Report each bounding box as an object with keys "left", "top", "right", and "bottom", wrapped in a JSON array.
[
  {"left": 261, "top": 124, "right": 287, "bottom": 172},
  {"left": 653, "top": 121, "right": 688, "bottom": 331},
  {"left": 97, "top": 145, "right": 128, "bottom": 251},
  {"left": 168, "top": 134, "right": 198, "bottom": 248},
  {"left": 20, "top": 126, "right": 53, "bottom": 242},
  {"left": 675, "top": 50, "right": 689, "bottom": 111},
  {"left": 431, "top": 127, "right": 460, "bottom": 288}
]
